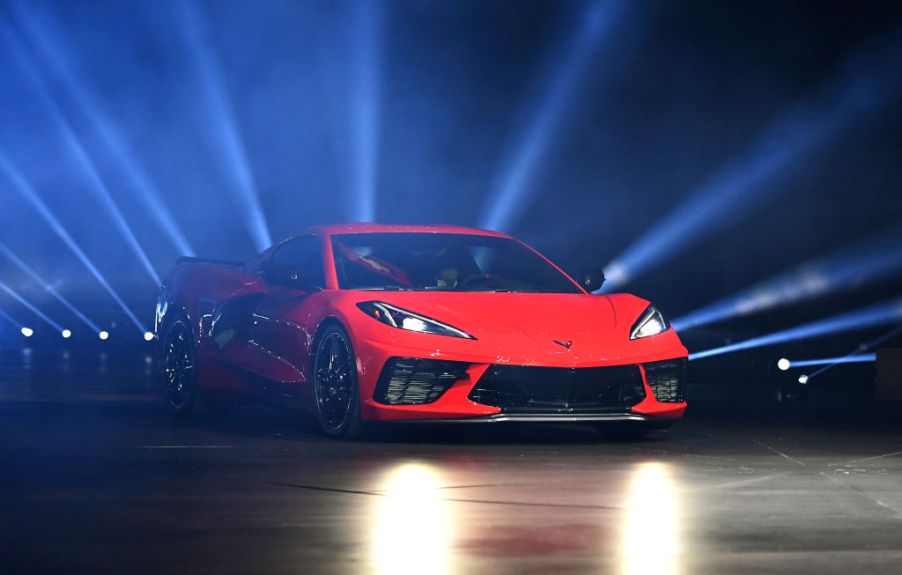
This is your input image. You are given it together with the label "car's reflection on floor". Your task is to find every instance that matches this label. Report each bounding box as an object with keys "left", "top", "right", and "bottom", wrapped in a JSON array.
[
  {"left": 4, "top": 346, "right": 902, "bottom": 574},
  {"left": 621, "top": 462, "right": 681, "bottom": 575},
  {"left": 371, "top": 463, "right": 454, "bottom": 575},
  {"left": 359, "top": 459, "right": 684, "bottom": 575}
]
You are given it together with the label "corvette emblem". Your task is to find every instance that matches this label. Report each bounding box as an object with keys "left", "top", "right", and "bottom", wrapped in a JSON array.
[{"left": 553, "top": 339, "right": 573, "bottom": 349}]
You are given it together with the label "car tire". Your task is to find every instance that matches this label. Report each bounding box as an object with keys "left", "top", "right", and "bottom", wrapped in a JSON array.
[
  {"left": 311, "top": 323, "right": 364, "bottom": 439},
  {"left": 161, "top": 315, "right": 198, "bottom": 416}
]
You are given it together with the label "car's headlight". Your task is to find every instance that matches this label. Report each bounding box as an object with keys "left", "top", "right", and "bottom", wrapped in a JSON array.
[
  {"left": 357, "top": 302, "right": 475, "bottom": 339},
  {"left": 630, "top": 305, "right": 668, "bottom": 340}
]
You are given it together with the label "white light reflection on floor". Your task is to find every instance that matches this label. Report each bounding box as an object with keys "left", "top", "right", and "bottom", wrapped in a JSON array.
[
  {"left": 620, "top": 462, "right": 682, "bottom": 575},
  {"left": 371, "top": 463, "right": 454, "bottom": 575}
]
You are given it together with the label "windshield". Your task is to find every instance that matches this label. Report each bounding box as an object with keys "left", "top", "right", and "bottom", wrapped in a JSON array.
[{"left": 331, "top": 233, "right": 582, "bottom": 293}]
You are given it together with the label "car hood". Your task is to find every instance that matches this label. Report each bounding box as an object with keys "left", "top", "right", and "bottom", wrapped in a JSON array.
[
  {"left": 383, "top": 292, "right": 618, "bottom": 336},
  {"left": 341, "top": 291, "right": 680, "bottom": 366}
]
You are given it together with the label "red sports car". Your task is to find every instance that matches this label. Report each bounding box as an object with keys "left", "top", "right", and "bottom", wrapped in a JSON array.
[{"left": 155, "top": 224, "right": 688, "bottom": 438}]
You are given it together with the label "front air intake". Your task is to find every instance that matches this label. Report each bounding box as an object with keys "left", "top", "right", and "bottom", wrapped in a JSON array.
[
  {"left": 374, "top": 357, "right": 470, "bottom": 405},
  {"left": 643, "top": 358, "right": 687, "bottom": 403},
  {"left": 468, "top": 365, "right": 646, "bottom": 413}
]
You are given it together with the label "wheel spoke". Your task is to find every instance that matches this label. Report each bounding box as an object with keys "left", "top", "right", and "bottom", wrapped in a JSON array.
[
  {"left": 315, "top": 332, "right": 354, "bottom": 430},
  {"left": 163, "top": 323, "right": 194, "bottom": 408}
]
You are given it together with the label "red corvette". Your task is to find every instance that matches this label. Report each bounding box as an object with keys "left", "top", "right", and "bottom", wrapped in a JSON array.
[{"left": 155, "top": 224, "right": 688, "bottom": 438}]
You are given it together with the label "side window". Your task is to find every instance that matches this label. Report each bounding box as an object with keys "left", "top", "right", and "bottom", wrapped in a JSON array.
[{"left": 269, "top": 236, "right": 326, "bottom": 289}]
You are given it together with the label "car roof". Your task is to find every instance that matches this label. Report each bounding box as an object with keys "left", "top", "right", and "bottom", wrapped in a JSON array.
[{"left": 296, "top": 223, "right": 512, "bottom": 238}]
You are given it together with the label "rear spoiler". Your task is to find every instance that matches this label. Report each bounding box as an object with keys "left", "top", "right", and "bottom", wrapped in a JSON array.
[{"left": 175, "top": 256, "right": 245, "bottom": 267}]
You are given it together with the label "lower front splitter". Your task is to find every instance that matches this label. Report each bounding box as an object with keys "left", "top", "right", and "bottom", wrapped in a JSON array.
[{"left": 393, "top": 412, "right": 653, "bottom": 424}]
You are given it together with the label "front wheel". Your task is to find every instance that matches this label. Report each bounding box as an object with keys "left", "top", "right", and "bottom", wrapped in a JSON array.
[{"left": 311, "top": 324, "right": 364, "bottom": 439}]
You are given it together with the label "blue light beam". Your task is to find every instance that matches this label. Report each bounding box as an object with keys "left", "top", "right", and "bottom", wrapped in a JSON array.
[
  {"left": 790, "top": 354, "right": 876, "bottom": 369},
  {"left": 12, "top": 1, "right": 196, "bottom": 256},
  {"left": 0, "top": 308, "right": 23, "bottom": 329},
  {"left": 479, "top": 0, "right": 625, "bottom": 232},
  {"left": 673, "top": 227, "right": 902, "bottom": 331},
  {"left": 0, "top": 280, "right": 63, "bottom": 332},
  {"left": 690, "top": 297, "right": 902, "bottom": 361},
  {"left": 350, "top": 0, "right": 382, "bottom": 222},
  {"left": 0, "top": 242, "right": 102, "bottom": 332},
  {"left": 177, "top": 1, "right": 272, "bottom": 251},
  {"left": 805, "top": 325, "right": 902, "bottom": 380},
  {"left": 0, "top": 152, "right": 147, "bottom": 334},
  {"left": 1, "top": 24, "right": 161, "bottom": 284},
  {"left": 603, "top": 31, "right": 902, "bottom": 289}
]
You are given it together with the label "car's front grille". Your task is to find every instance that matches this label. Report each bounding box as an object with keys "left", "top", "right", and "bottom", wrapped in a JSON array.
[
  {"left": 643, "top": 358, "right": 687, "bottom": 403},
  {"left": 468, "top": 364, "right": 645, "bottom": 413},
  {"left": 374, "top": 357, "right": 470, "bottom": 405}
]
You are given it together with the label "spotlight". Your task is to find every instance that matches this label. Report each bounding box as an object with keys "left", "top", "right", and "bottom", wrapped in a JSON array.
[
  {"left": 177, "top": 1, "right": 272, "bottom": 251},
  {"left": 1, "top": 24, "right": 161, "bottom": 284},
  {"left": 479, "top": 0, "right": 625, "bottom": 232},
  {"left": 798, "top": 375, "right": 809, "bottom": 385},
  {"left": 21, "top": 326, "right": 33, "bottom": 337},
  {"left": 0, "top": 308, "right": 21, "bottom": 330},
  {"left": 0, "top": 242, "right": 102, "bottom": 333},
  {"left": 806, "top": 325, "right": 902, "bottom": 381},
  {"left": 673, "top": 226, "right": 902, "bottom": 331},
  {"left": 601, "top": 31, "right": 902, "bottom": 290},
  {"left": 786, "top": 354, "right": 876, "bottom": 369},
  {"left": 98, "top": 330, "right": 110, "bottom": 341},
  {"left": 144, "top": 331, "right": 155, "bottom": 342},
  {"left": 61, "top": 329, "right": 72, "bottom": 339},
  {"left": 350, "top": 0, "right": 382, "bottom": 222},
  {"left": 11, "top": 2, "right": 196, "bottom": 257},
  {"left": 0, "top": 280, "right": 64, "bottom": 332},
  {"left": 777, "top": 358, "right": 791, "bottom": 371},
  {"left": 690, "top": 297, "right": 902, "bottom": 361},
  {"left": 0, "top": 153, "right": 149, "bottom": 335}
]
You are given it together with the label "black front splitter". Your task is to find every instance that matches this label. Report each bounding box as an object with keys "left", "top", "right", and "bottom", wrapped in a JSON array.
[{"left": 392, "top": 412, "right": 653, "bottom": 424}]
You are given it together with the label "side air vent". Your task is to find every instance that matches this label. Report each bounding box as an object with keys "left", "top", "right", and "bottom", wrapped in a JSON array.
[
  {"left": 644, "top": 358, "right": 687, "bottom": 403},
  {"left": 374, "top": 357, "right": 470, "bottom": 405}
]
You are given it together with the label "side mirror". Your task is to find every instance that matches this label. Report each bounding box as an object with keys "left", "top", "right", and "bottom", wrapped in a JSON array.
[
  {"left": 579, "top": 268, "right": 605, "bottom": 293},
  {"left": 259, "top": 261, "right": 304, "bottom": 289}
]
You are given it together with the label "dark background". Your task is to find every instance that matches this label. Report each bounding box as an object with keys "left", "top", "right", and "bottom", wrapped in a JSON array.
[{"left": 1, "top": 0, "right": 901, "bottom": 392}]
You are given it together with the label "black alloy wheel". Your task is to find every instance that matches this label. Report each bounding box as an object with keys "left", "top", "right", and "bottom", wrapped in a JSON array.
[
  {"left": 162, "top": 318, "right": 198, "bottom": 415},
  {"left": 312, "top": 324, "right": 363, "bottom": 438}
]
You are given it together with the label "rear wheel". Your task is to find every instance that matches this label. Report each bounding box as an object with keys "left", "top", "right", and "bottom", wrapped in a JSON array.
[
  {"left": 312, "top": 324, "right": 364, "bottom": 439},
  {"left": 162, "top": 317, "right": 198, "bottom": 416}
]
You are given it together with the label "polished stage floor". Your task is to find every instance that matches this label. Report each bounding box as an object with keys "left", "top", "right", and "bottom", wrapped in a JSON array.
[{"left": 2, "top": 347, "right": 902, "bottom": 574}]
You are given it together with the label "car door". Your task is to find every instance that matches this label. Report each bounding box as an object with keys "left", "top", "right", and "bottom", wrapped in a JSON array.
[
  {"left": 207, "top": 235, "right": 327, "bottom": 402},
  {"left": 246, "top": 235, "right": 328, "bottom": 401}
]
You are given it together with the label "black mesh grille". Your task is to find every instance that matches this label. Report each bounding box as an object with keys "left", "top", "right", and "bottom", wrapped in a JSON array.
[
  {"left": 374, "top": 357, "right": 470, "bottom": 405},
  {"left": 644, "top": 358, "right": 687, "bottom": 403},
  {"left": 468, "top": 365, "right": 645, "bottom": 413}
]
